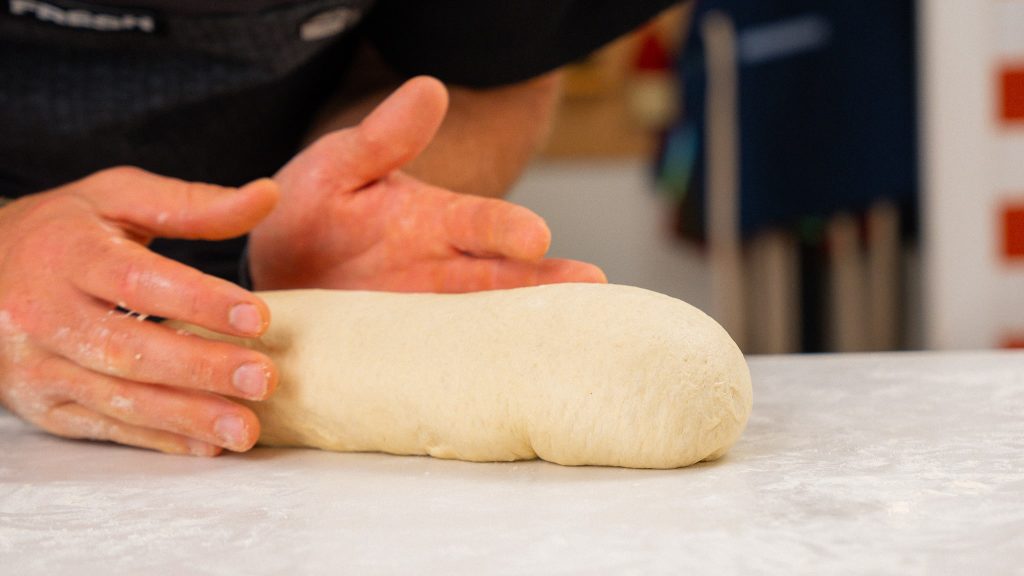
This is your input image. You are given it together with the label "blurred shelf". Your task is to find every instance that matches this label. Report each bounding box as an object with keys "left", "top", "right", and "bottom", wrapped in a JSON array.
[{"left": 540, "top": 4, "right": 691, "bottom": 160}]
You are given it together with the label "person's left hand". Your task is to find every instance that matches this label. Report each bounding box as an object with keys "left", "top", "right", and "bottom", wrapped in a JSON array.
[{"left": 248, "top": 76, "right": 606, "bottom": 292}]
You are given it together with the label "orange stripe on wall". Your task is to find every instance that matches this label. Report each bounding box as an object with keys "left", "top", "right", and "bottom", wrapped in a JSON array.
[
  {"left": 1000, "top": 203, "right": 1024, "bottom": 260},
  {"left": 1001, "top": 334, "right": 1024, "bottom": 349},
  {"left": 1000, "top": 66, "right": 1024, "bottom": 122}
]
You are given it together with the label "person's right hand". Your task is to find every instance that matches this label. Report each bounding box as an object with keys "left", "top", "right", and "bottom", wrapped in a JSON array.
[
  {"left": 0, "top": 167, "right": 280, "bottom": 456},
  {"left": 250, "top": 76, "right": 606, "bottom": 293}
]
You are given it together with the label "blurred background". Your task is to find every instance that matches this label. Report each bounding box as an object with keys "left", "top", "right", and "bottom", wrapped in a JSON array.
[{"left": 508, "top": 0, "right": 1024, "bottom": 354}]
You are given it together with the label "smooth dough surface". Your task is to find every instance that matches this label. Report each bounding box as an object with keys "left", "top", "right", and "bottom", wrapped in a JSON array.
[{"left": 178, "top": 283, "right": 752, "bottom": 469}]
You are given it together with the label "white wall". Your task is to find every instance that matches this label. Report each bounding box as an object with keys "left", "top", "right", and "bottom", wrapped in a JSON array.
[
  {"left": 920, "top": 0, "right": 1024, "bottom": 349},
  {"left": 508, "top": 160, "right": 712, "bottom": 313}
]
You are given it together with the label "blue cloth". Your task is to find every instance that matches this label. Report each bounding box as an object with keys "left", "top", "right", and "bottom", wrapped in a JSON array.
[{"left": 661, "top": 0, "right": 916, "bottom": 237}]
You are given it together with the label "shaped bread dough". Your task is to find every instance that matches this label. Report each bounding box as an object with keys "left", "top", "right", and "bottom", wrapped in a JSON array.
[{"left": 177, "top": 283, "right": 752, "bottom": 469}]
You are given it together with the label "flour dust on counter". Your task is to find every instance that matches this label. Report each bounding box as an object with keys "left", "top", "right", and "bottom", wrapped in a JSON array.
[{"left": 172, "top": 283, "right": 753, "bottom": 469}]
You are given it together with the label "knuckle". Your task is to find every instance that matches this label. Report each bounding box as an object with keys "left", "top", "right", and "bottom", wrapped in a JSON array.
[
  {"left": 95, "top": 165, "right": 146, "bottom": 183},
  {"left": 184, "top": 354, "right": 219, "bottom": 389},
  {"left": 304, "top": 133, "right": 351, "bottom": 191},
  {"left": 155, "top": 263, "right": 205, "bottom": 319},
  {"left": 103, "top": 381, "right": 136, "bottom": 415},
  {"left": 0, "top": 297, "right": 32, "bottom": 334},
  {"left": 354, "top": 127, "right": 397, "bottom": 163},
  {"left": 0, "top": 356, "right": 66, "bottom": 420},
  {"left": 32, "top": 413, "right": 72, "bottom": 437},
  {"left": 84, "top": 320, "right": 133, "bottom": 375},
  {"left": 0, "top": 296, "right": 50, "bottom": 350},
  {"left": 318, "top": 129, "right": 351, "bottom": 153},
  {"left": 167, "top": 180, "right": 213, "bottom": 226},
  {"left": 36, "top": 356, "right": 85, "bottom": 399},
  {"left": 43, "top": 406, "right": 113, "bottom": 441},
  {"left": 154, "top": 262, "right": 205, "bottom": 318},
  {"left": 173, "top": 179, "right": 201, "bottom": 200},
  {"left": 16, "top": 353, "right": 50, "bottom": 383},
  {"left": 182, "top": 284, "right": 205, "bottom": 319},
  {"left": 12, "top": 193, "right": 84, "bottom": 228},
  {"left": 114, "top": 261, "right": 144, "bottom": 304},
  {"left": 3, "top": 205, "right": 91, "bottom": 275}
]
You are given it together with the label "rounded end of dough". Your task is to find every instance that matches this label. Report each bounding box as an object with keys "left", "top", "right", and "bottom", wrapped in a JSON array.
[{"left": 523, "top": 284, "right": 753, "bottom": 469}]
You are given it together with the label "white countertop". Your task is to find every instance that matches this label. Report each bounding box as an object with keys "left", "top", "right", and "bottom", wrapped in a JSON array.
[{"left": 2, "top": 352, "right": 1023, "bottom": 575}]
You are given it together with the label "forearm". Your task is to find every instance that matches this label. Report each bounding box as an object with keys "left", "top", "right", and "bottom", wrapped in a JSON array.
[{"left": 306, "top": 66, "right": 562, "bottom": 198}]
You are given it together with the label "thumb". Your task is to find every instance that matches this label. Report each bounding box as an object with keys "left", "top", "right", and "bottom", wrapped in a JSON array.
[
  {"left": 82, "top": 167, "right": 280, "bottom": 240},
  {"left": 278, "top": 76, "right": 449, "bottom": 193}
]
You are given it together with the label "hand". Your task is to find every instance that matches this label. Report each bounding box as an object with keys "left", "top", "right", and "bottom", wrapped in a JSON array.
[
  {"left": 249, "top": 76, "right": 606, "bottom": 292},
  {"left": 0, "top": 168, "right": 280, "bottom": 455}
]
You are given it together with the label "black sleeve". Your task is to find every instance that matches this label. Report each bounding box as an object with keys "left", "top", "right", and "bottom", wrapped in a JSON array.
[{"left": 365, "top": 0, "right": 684, "bottom": 88}]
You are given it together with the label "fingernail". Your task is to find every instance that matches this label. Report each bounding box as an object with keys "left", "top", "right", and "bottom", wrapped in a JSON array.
[
  {"left": 233, "top": 363, "right": 268, "bottom": 399},
  {"left": 214, "top": 415, "right": 249, "bottom": 450},
  {"left": 229, "top": 303, "right": 263, "bottom": 335}
]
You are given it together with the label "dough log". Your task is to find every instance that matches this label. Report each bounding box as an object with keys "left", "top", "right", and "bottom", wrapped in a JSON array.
[{"left": 177, "top": 283, "right": 752, "bottom": 469}]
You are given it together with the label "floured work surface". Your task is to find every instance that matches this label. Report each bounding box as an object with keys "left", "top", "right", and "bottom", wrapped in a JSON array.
[{"left": 2, "top": 352, "right": 1023, "bottom": 575}]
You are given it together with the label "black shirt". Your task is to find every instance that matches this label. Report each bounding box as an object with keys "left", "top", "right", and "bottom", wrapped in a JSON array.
[{"left": 0, "top": 0, "right": 679, "bottom": 281}]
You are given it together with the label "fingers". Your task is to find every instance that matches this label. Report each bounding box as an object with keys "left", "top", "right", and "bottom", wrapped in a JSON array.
[
  {"left": 40, "top": 356, "right": 260, "bottom": 453},
  {"left": 474, "top": 258, "right": 607, "bottom": 291},
  {"left": 353, "top": 76, "right": 449, "bottom": 178},
  {"left": 71, "top": 231, "right": 270, "bottom": 338},
  {"left": 541, "top": 259, "right": 608, "bottom": 284},
  {"left": 79, "top": 167, "right": 279, "bottom": 240},
  {"left": 443, "top": 193, "right": 551, "bottom": 260},
  {"left": 38, "top": 300, "right": 276, "bottom": 402},
  {"left": 381, "top": 257, "right": 607, "bottom": 293},
  {"left": 0, "top": 166, "right": 274, "bottom": 457},
  {"left": 279, "top": 76, "right": 449, "bottom": 194},
  {"left": 44, "top": 403, "right": 224, "bottom": 456}
]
